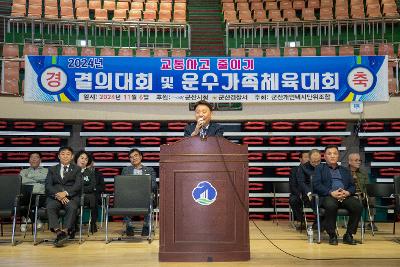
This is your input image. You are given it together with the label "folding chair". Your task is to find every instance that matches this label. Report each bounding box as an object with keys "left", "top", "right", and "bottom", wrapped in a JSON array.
[
  {"left": 312, "top": 193, "right": 364, "bottom": 244},
  {"left": 366, "top": 183, "right": 399, "bottom": 235},
  {"left": 105, "top": 175, "right": 154, "bottom": 243},
  {"left": 272, "top": 182, "right": 294, "bottom": 227},
  {"left": 0, "top": 175, "right": 22, "bottom": 245},
  {"left": 33, "top": 194, "right": 84, "bottom": 245}
]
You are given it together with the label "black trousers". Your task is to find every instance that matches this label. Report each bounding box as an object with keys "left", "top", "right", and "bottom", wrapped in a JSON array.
[
  {"left": 289, "top": 195, "right": 303, "bottom": 221},
  {"left": 289, "top": 194, "right": 311, "bottom": 221},
  {"left": 46, "top": 197, "right": 79, "bottom": 231},
  {"left": 321, "top": 196, "right": 363, "bottom": 235},
  {"left": 84, "top": 193, "right": 99, "bottom": 225}
]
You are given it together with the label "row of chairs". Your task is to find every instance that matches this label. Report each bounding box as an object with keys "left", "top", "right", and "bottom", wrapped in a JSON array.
[
  {"left": 12, "top": 0, "right": 186, "bottom": 9},
  {"left": 223, "top": 2, "right": 399, "bottom": 23},
  {"left": 0, "top": 175, "right": 155, "bottom": 245},
  {"left": 81, "top": 120, "right": 349, "bottom": 131},
  {"left": 7, "top": 151, "right": 400, "bottom": 167},
  {"left": 229, "top": 45, "right": 399, "bottom": 94},
  {"left": 2, "top": 119, "right": 397, "bottom": 132},
  {"left": 231, "top": 43, "right": 400, "bottom": 57},
  {"left": 363, "top": 137, "right": 400, "bottom": 146},
  {"left": 2, "top": 43, "right": 187, "bottom": 57},
  {"left": 0, "top": 121, "right": 65, "bottom": 130},
  {"left": 86, "top": 136, "right": 345, "bottom": 146},
  {"left": 0, "top": 119, "right": 353, "bottom": 131},
  {"left": 1, "top": 45, "right": 187, "bottom": 95},
  {"left": 0, "top": 137, "right": 64, "bottom": 146},
  {"left": 11, "top": 0, "right": 187, "bottom": 22},
  {"left": 271, "top": 178, "right": 400, "bottom": 243},
  {"left": 222, "top": 0, "right": 399, "bottom": 14}
]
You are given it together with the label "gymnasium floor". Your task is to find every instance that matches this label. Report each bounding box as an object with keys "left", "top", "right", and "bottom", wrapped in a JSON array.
[{"left": 0, "top": 221, "right": 399, "bottom": 267}]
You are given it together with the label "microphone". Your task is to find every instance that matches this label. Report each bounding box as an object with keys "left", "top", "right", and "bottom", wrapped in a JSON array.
[{"left": 197, "top": 118, "right": 207, "bottom": 140}]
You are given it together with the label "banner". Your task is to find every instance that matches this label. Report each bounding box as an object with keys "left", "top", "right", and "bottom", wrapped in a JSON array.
[{"left": 24, "top": 55, "right": 389, "bottom": 103}]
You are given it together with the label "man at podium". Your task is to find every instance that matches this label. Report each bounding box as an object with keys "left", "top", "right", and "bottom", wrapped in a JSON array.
[{"left": 184, "top": 100, "right": 224, "bottom": 138}]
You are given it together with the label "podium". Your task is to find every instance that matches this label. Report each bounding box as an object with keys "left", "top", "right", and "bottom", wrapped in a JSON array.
[{"left": 159, "top": 137, "right": 249, "bottom": 262}]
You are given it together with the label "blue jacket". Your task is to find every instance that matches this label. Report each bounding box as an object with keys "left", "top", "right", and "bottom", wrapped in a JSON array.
[
  {"left": 184, "top": 122, "right": 224, "bottom": 137},
  {"left": 312, "top": 163, "right": 355, "bottom": 197}
]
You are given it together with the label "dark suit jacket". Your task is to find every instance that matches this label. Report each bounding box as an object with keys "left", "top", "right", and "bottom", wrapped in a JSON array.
[
  {"left": 82, "top": 167, "right": 97, "bottom": 194},
  {"left": 297, "top": 162, "right": 316, "bottom": 195},
  {"left": 94, "top": 169, "right": 105, "bottom": 194},
  {"left": 183, "top": 122, "right": 224, "bottom": 137},
  {"left": 45, "top": 164, "right": 82, "bottom": 199},
  {"left": 289, "top": 165, "right": 301, "bottom": 197},
  {"left": 121, "top": 165, "right": 157, "bottom": 192},
  {"left": 312, "top": 163, "right": 355, "bottom": 198}
]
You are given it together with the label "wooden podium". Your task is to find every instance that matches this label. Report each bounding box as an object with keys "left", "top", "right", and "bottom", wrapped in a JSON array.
[{"left": 159, "top": 137, "right": 249, "bottom": 262}]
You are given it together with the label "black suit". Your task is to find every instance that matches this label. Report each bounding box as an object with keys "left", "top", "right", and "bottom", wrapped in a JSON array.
[
  {"left": 313, "top": 164, "right": 362, "bottom": 235},
  {"left": 297, "top": 162, "right": 316, "bottom": 196},
  {"left": 184, "top": 122, "right": 224, "bottom": 137},
  {"left": 82, "top": 167, "right": 104, "bottom": 228},
  {"left": 45, "top": 164, "right": 82, "bottom": 231},
  {"left": 289, "top": 165, "right": 304, "bottom": 221}
]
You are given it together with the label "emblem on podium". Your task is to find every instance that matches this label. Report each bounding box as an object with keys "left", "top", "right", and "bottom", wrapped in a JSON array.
[{"left": 192, "top": 181, "right": 217, "bottom": 206}]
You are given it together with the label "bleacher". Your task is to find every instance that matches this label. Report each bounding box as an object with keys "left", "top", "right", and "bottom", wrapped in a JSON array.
[
  {"left": 224, "top": 0, "right": 400, "bottom": 78},
  {"left": 1, "top": 118, "right": 399, "bottom": 221},
  {"left": 222, "top": 0, "right": 399, "bottom": 23},
  {"left": 3, "top": 0, "right": 190, "bottom": 55},
  {"left": 0, "top": 2, "right": 399, "bottom": 224},
  {"left": 10, "top": 0, "right": 187, "bottom": 22},
  {"left": 0, "top": 0, "right": 192, "bottom": 95}
]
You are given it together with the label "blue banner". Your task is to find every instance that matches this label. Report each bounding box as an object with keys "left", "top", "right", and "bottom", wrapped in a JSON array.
[{"left": 24, "top": 55, "right": 389, "bottom": 102}]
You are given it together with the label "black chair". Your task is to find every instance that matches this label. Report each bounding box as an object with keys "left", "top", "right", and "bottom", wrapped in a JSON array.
[
  {"left": 312, "top": 193, "right": 365, "bottom": 244},
  {"left": 366, "top": 183, "right": 399, "bottom": 235},
  {"left": 0, "top": 175, "right": 21, "bottom": 245},
  {"left": 33, "top": 194, "right": 85, "bottom": 245},
  {"left": 79, "top": 192, "right": 100, "bottom": 242},
  {"left": 272, "top": 182, "right": 294, "bottom": 227},
  {"left": 105, "top": 175, "right": 154, "bottom": 244}
]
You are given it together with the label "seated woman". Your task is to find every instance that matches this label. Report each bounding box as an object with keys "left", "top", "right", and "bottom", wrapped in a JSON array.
[{"left": 75, "top": 150, "right": 103, "bottom": 233}]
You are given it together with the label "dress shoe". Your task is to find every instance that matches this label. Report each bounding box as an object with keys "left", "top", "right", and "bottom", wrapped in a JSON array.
[
  {"left": 343, "top": 233, "right": 357, "bottom": 245},
  {"left": 141, "top": 226, "right": 149, "bottom": 237},
  {"left": 53, "top": 231, "right": 68, "bottom": 247},
  {"left": 328, "top": 234, "right": 338, "bottom": 245},
  {"left": 68, "top": 229, "right": 76, "bottom": 239}
]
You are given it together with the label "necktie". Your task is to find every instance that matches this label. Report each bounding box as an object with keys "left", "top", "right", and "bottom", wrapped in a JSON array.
[
  {"left": 200, "top": 127, "right": 206, "bottom": 139},
  {"left": 63, "top": 165, "right": 68, "bottom": 179}
]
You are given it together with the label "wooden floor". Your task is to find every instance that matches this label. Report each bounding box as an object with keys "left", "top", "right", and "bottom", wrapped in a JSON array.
[{"left": 1, "top": 221, "right": 400, "bottom": 267}]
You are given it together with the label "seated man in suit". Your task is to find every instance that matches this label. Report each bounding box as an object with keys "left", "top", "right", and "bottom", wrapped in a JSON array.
[
  {"left": 289, "top": 151, "right": 309, "bottom": 228},
  {"left": 121, "top": 148, "right": 157, "bottom": 237},
  {"left": 297, "top": 149, "right": 321, "bottom": 201},
  {"left": 19, "top": 152, "right": 48, "bottom": 232},
  {"left": 313, "top": 145, "right": 362, "bottom": 245},
  {"left": 184, "top": 100, "right": 224, "bottom": 138},
  {"left": 46, "top": 146, "right": 82, "bottom": 247}
]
